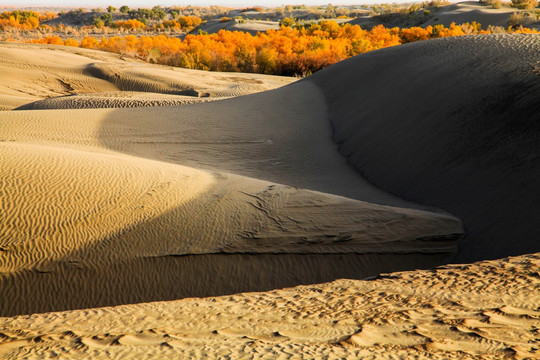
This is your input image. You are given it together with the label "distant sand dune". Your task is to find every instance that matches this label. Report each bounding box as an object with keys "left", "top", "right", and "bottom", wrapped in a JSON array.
[
  {"left": 196, "top": 19, "right": 280, "bottom": 35},
  {"left": 0, "top": 42, "right": 293, "bottom": 110},
  {"left": 14, "top": 92, "right": 221, "bottom": 110},
  {"left": 422, "top": 1, "right": 527, "bottom": 28}
]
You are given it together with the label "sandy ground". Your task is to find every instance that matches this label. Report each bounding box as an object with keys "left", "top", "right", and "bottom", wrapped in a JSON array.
[
  {"left": 0, "top": 33, "right": 539, "bottom": 359},
  {"left": 0, "top": 254, "right": 538, "bottom": 359}
]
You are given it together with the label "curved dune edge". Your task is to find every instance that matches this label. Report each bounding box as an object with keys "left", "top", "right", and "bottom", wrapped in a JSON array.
[
  {"left": 0, "top": 253, "right": 538, "bottom": 359},
  {"left": 0, "top": 42, "right": 294, "bottom": 110},
  {"left": 0, "top": 141, "right": 461, "bottom": 315},
  {"left": 308, "top": 34, "right": 540, "bottom": 262}
]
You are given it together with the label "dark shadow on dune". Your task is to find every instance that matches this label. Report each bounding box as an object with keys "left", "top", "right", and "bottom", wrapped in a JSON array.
[
  {"left": 94, "top": 80, "right": 434, "bottom": 210},
  {"left": 309, "top": 34, "right": 540, "bottom": 262},
  {"left": 93, "top": 35, "right": 539, "bottom": 263},
  {"left": 83, "top": 63, "right": 201, "bottom": 96},
  {"left": 0, "top": 250, "right": 454, "bottom": 316}
]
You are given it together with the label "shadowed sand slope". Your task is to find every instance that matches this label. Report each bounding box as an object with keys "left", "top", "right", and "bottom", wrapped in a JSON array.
[
  {"left": 0, "top": 43, "right": 294, "bottom": 110},
  {"left": 0, "top": 253, "right": 538, "bottom": 359},
  {"left": 309, "top": 34, "right": 540, "bottom": 262}
]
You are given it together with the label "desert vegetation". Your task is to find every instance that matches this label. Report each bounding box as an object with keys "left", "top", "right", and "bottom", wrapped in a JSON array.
[{"left": 13, "top": 20, "right": 538, "bottom": 77}]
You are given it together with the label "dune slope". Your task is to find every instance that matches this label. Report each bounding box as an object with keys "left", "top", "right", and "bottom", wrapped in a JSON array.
[
  {"left": 309, "top": 34, "right": 540, "bottom": 262},
  {"left": 0, "top": 137, "right": 461, "bottom": 316}
]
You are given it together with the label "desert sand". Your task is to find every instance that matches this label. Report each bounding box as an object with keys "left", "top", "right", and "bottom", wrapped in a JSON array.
[
  {"left": 0, "top": 33, "right": 539, "bottom": 359},
  {"left": 1, "top": 253, "right": 538, "bottom": 359}
]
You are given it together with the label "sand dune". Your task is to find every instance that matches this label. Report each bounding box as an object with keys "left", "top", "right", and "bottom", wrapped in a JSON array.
[
  {"left": 0, "top": 42, "right": 294, "bottom": 110},
  {"left": 309, "top": 34, "right": 540, "bottom": 262},
  {"left": 0, "top": 253, "right": 537, "bottom": 359},
  {"left": 0, "top": 140, "right": 460, "bottom": 315},
  {"left": 0, "top": 33, "right": 538, "bottom": 358},
  {"left": 422, "top": 2, "right": 527, "bottom": 28}
]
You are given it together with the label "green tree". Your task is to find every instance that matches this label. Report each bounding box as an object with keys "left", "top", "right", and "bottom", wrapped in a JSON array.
[
  {"left": 279, "top": 17, "right": 295, "bottom": 27},
  {"left": 107, "top": 6, "right": 116, "bottom": 13},
  {"left": 119, "top": 5, "right": 130, "bottom": 13},
  {"left": 93, "top": 17, "right": 104, "bottom": 28}
]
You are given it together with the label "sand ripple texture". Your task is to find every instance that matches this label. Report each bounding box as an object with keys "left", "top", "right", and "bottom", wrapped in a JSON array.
[
  {"left": 0, "top": 140, "right": 461, "bottom": 315},
  {"left": 14, "top": 91, "right": 223, "bottom": 110},
  {"left": 0, "top": 254, "right": 538, "bottom": 359}
]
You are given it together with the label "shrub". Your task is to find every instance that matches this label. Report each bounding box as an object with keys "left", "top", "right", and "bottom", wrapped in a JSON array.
[
  {"left": 279, "top": 17, "right": 295, "bottom": 27},
  {"left": 492, "top": 0, "right": 503, "bottom": 8},
  {"left": 114, "top": 19, "right": 146, "bottom": 30},
  {"left": 510, "top": 0, "right": 538, "bottom": 9},
  {"left": 93, "top": 17, "right": 104, "bottom": 28},
  {"left": 64, "top": 38, "right": 79, "bottom": 47},
  {"left": 508, "top": 11, "right": 536, "bottom": 26}
]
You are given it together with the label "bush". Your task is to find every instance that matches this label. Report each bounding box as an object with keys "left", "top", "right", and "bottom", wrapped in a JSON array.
[
  {"left": 510, "top": 0, "right": 538, "bottom": 9},
  {"left": 508, "top": 11, "right": 536, "bottom": 26},
  {"left": 491, "top": 0, "right": 503, "bottom": 8},
  {"left": 93, "top": 17, "right": 104, "bottom": 28},
  {"left": 279, "top": 17, "right": 295, "bottom": 27},
  {"left": 219, "top": 16, "right": 232, "bottom": 22}
]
